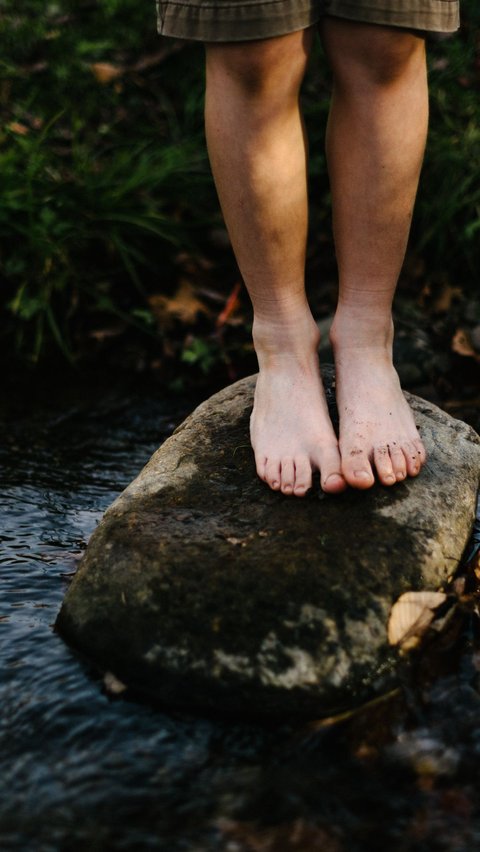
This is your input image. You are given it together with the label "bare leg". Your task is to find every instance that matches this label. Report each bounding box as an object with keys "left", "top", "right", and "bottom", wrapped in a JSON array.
[
  {"left": 205, "top": 32, "right": 346, "bottom": 496},
  {"left": 321, "top": 19, "right": 428, "bottom": 488}
]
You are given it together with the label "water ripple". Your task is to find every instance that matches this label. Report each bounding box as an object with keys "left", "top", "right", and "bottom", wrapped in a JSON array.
[{"left": 2, "top": 379, "right": 480, "bottom": 851}]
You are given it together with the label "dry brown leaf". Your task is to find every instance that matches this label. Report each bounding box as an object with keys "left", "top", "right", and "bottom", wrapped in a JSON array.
[
  {"left": 149, "top": 280, "right": 210, "bottom": 327},
  {"left": 387, "top": 591, "right": 447, "bottom": 649},
  {"left": 216, "top": 281, "right": 242, "bottom": 328},
  {"left": 90, "top": 62, "right": 124, "bottom": 84},
  {"left": 432, "top": 284, "right": 462, "bottom": 313},
  {"left": 88, "top": 324, "right": 126, "bottom": 342},
  {"left": 7, "top": 121, "right": 29, "bottom": 136},
  {"left": 451, "top": 328, "right": 480, "bottom": 361}
]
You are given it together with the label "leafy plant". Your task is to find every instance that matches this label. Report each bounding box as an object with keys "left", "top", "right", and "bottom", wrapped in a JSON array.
[{"left": 0, "top": 0, "right": 478, "bottom": 371}]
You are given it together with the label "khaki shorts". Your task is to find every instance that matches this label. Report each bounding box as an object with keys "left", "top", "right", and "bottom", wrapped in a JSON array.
[{"left": 157, "top": 0, "right": 460, "bottom": 42}]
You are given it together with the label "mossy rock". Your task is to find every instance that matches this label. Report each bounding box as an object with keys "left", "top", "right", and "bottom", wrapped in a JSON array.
[{"left": 56, "top": 368, "right": 480, "bottom": 719}]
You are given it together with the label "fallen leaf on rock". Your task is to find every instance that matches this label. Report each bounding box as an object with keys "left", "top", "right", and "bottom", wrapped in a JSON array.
[{"left": 388, "top": 591, "right": 447, "bottom": 650}]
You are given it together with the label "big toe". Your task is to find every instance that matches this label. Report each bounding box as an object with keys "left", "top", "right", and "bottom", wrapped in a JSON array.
[
  {"left": 341, "top": 447, "right": 375, "bottom": 490},
  {"left": 314, "top": 444, "right": 347, "bottom": 494}
]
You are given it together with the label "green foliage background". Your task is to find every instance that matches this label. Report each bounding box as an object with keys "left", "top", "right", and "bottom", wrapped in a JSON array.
[{"left": 1, "top": 0, "right": 479, "bottom": 370}]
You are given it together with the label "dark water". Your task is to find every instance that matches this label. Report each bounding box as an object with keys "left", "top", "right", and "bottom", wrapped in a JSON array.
[{"left": 2, "top": 374, "right": 480, "bottom": 852}]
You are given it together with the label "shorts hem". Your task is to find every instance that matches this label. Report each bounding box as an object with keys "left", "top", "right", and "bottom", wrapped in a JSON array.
[
  {"left": 324, "top": 0, "right": 460, "bottom": 33},
  {"left": 157, "top": 0, "right": 460, "bottom": 42},
  {"left": 157, "top": 0, "right": 319, "bottom": 42}
]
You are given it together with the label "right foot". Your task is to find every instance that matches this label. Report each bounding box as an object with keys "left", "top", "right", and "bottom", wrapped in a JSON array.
[{"left": 250, "top": 314, "right": 346, "bottom": 497}]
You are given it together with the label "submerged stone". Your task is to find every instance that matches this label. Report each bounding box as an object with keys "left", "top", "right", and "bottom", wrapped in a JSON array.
[{"left": 56, "top": 369, "right": 480, "bottom": 719}]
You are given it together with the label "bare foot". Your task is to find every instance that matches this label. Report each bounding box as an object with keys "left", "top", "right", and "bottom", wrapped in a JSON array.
[
  {"left": 250, "top": 313, "right": 346, "bottom": 496},
  {"left": 331, "top": 317, "right": 426, "bottom": 489}
]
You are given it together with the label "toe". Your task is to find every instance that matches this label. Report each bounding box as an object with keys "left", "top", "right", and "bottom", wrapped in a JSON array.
[
  {"left": 315, "top": 444, "right": 347, "bottom": 494},
  {"left": 293, "top": 456, "right": 312, "bottom": 496},
  {"left": 413, "top": 438, "right": 427, "bottom": 466},
  {"left": 264, "top": 458, "right": 281, "bottom": 491},
  {"left": 404, "top": 442, "right": 421, "bottom": 477},
  {"left": 340, "top": 447, "right": 375, "bottom": 490},
  {"left": 373, "top": 444, "right": 396, "bottom": 486},
  {"left": 280, "top": 458, "right": 295, "bottom": 495},
  {"left": 388, "top": 443, "right": 407, "bottom": 481}
]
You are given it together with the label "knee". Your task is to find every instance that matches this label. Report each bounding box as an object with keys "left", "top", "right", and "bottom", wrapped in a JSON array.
[
  {"left": 360, "top": 31, "right": 425, "bottom": 86},
  {"left": 325, "top": 22, "right": 426, "bottom": 89},
  {"left": 205, "top": 30, "right": 312, "bottom": 100}
]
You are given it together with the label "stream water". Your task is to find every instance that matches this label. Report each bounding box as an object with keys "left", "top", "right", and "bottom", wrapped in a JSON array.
[{"left": 2, "top": 372, "right": 480, "bottom": 852}]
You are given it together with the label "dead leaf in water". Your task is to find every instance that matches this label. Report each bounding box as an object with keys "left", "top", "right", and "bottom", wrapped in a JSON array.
[{"left": 388, "top": 591, "right": 447, "bottom": 650}]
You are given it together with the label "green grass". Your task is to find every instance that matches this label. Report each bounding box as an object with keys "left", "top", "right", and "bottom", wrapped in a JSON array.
[
  {"left": 1, "top": 0, "right": 479, "bottom": 369},
  {"left": 1, "top": 0, "right": 213, "bottom": 362},
  {"left": 417, "top": 32, "right": 480, "bottom": 279}
]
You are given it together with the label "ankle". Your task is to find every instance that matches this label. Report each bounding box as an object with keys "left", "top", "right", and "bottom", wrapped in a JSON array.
[
  {"left": 330, "top": 309, "right": 394, "bottom": 354},
  {"left": 253, "top": 311, "right": 320, "bottom": 366}
]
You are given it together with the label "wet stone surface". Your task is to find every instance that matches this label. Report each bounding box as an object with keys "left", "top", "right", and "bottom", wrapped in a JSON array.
[{"left": 56, "top": 368, "right": 480, "bottom": 719}]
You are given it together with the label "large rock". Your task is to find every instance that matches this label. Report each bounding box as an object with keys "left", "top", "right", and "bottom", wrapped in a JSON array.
[{"left": 56, "top": 369, "right": 480, "bottom": 719}]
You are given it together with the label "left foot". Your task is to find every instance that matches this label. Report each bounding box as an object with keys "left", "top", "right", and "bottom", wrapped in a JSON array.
[{"left": 331, "top": 318, "right": 426, "bottom": 489}]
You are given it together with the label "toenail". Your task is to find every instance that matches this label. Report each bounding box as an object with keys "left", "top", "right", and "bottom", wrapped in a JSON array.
[
  {"left": 272, "top": 480, "right": 279, "bottom": 487},
  {"left": 354, "top": 470, "right": 372, "bottom": 481},
  {"left": 385, "top": 474, "right": 395, "bottom": 483},
  {"left": 325, "top": 473, "right": 342, "bottom": 484},
  {"left": 396, "top": 472, "right": 405, "bottom": 480}
]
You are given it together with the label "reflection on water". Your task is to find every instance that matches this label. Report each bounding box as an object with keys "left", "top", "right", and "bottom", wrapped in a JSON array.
[{"left": 1, "top": 373, "right": 480, "bottom": 851}]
